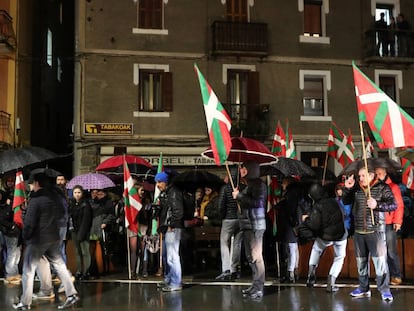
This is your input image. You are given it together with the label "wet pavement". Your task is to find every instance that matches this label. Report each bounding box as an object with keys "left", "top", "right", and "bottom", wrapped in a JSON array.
[{"left": 1, "top": 274, "right": 413, "bottom": 311}]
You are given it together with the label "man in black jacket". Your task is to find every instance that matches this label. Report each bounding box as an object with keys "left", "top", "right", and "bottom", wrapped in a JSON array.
[
  {"left": 12, "top": 173, "right": 79, "bottom": 310},
  {"left": 155, "top": 172, "right": 184, "bottom": 292},
  {"left": 233, "top": 161, "right": 267, "bottom": 299},
  {"left": 302, "top": 183, "right": 346, "bottom": 292},
  {"left": 343, "top": 167, "right": 396, "bottom": 302}
]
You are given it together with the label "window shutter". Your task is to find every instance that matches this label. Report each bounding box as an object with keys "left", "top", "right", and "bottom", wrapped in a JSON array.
[
  {"left": 162, "top": 72, "right": 173, "bottom": 112},
  {"left": 248, "top": 71, "right": 260, "bottom": 113}
]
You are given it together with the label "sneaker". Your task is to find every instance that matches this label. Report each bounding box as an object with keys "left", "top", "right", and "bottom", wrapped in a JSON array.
[
  {"left": 243, "top": 290, "right": 263, "bottom": 299},
  {"left": 157, "top": 281, "right": 169, "bottom": 289},
  {"left": 241, "top": 286, "right": 253, "bottom": 294},
  {"left": 350, "top": 288, "right": 371, "bottom": 298},
  {"left": 12, "top": 302, "right": 30, "bottom": 310},
  {"left": 381, "top": 291, "right": 393, "bottom": 302},
  {"left": 33, "top": 291, "right": 55, "bottom": 300},
  {"left": 162, "top": 285, "right": 182, "bottom": 292},
  {"left": 57, "top": 294, "right": 80, "bottom": 310},
  {"left": 5, "top": 275, "right": 22, "bottom": 285},
  {"left": 390, "top": 277, "right": 402, "bottom": 285},
  {"left": 58, "top": 284, "right": 65, "bottom": 294},
  {"left": 215, "top": 270, "right": 231, "bottom": 281}
]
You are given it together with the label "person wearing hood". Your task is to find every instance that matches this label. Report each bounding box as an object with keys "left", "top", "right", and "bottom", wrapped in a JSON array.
[
  {"left": 303, "top": 183, "right": 347, "bottom": 292},
  {"left": 215, "top": 166, "right": 244, "bottom": 281},
  {"left": 233, "top": 160, "right": 267, "bottom": 299}
]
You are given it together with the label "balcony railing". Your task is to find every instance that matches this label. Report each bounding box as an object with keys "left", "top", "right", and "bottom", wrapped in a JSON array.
[
  {"left": 0, "top": 110, "right": 12, "bottom": 145},
  {"left": 0, "top": 10, "right": 16, "bottom": 52},
  {"left": 363, "top": 28, "right": 414, "bottom": 63},
  {"left": 212, "top": 21, "right": 268, "bottom": 57}
]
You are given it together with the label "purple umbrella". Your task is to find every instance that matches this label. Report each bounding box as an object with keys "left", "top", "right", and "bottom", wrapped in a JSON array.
[{"left": 66, "top": 173, "right": 116, "bottom": 190}]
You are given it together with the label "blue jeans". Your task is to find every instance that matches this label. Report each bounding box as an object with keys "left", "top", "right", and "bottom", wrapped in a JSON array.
[
  {"left": 353, "top": 231, "right": 390, "bottom": 294},
  {"left": 4, "top": 235, "right": 21, "bottom": 277},
  {"left": 243, "top": 229, "right": 265, "bottom": 291},
  {"left": 21, "top": 241, "right": 77, "bottom": 306},
  {"left": 308, "top": 237, "right": 347, "bottom": 278},
  {"left": 220, "top": 219, "right": 242, "bottom": 273},
  {"left": 386, "top": 224, "right": 401, "bottom": 279},
  {"left": 164, "top": 229, "right": 182, "bottom": 288}
]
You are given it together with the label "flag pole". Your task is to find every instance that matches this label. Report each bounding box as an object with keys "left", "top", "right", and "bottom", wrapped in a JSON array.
[
  {"left": 359, "top": 121, "right": 375, "bottom": 224},
  {"left": 322, "top": 152, "right": 329, "bottom": 186}
]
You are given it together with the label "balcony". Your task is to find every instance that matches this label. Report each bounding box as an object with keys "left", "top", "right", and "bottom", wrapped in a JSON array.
[
  {"left": 363, "top": 28, "right": 414, "bottom": 64},
  {"left": 0, "top": 111, "right": 12, "bottom": 146},
  {"left": 0, "top": 10, "right": 16, "bottom": 54},
  {"left": 211, "top": 21, "right": 268, "bottom": 58}
]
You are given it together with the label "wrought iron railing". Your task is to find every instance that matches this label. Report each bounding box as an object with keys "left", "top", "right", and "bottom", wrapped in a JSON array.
[
  {"left": 0, "top": 10, "right": 16, "bottom": 50},
  {"left": 212, "top": 21, "right": 268, "bottom": 57}
]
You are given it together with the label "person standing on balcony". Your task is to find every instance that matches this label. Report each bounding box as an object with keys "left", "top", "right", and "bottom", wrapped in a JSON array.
[
  {"left": 375, "top": 12, "right": 388, "bottom": 56},
  {"left": 396, "top": 13, "right": 410, "bottom": 57},
  {"left": 387, "top": 16, "right": 397, "bottom": 56}
]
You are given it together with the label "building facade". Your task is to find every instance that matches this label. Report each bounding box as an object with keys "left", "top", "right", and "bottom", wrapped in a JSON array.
[{"left": 74, "top": 0, "right": 414, "bottom": 175}]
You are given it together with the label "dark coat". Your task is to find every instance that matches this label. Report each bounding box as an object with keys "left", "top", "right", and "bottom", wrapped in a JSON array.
[
  {"left": 218, "top": 183, "right": 239, "bottom": 220},
  {"left": 70, "top": 198, "right": 93, "bottom": 241},
  {"left": 23, "top": 187, "right": 66, "bottom": 245},
  {"left": 342, "top": 180, "right": 396, "bottom": 233},
  {"left": 304, "top": 183, "right": 345, "bottom": 241},
  {"left": 0, "top": 202, "right": 20, "bottom": 237},
  {"left": 236, "top": 161, "right": 267, "bottom": 231},
  {"left": 158, "top": 184, "right": 184, "bottom": 233}
]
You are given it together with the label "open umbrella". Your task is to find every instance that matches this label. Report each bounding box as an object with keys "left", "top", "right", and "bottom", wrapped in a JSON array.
[
  {"left": 96, "top": 154, "right": 152, "bottom": 175},
  {"left": 171, "top": 170, "right": 225, "bottom": 192},
  {"left": 338, "top": 158, "right": 377, "bottom": 177},
  {"left": 201, "top": 137, "right": 277, "bottom": 164},
  {"left": 66, "top": 173, "right": 116, "bottom": 190},
  {"left": 0, "top": 146, "right": 59, "bottom": 175},
  {"left": 373, "top": 157, "right": 401, "bottom": 172},
  {"left": 261, "top": 157, "right": 315, "bottom": 177}
]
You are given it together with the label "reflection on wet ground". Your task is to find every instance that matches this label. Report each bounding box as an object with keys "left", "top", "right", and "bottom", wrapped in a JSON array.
[{"left": 1, "top": 276, "right": 413, "bottom": 310}]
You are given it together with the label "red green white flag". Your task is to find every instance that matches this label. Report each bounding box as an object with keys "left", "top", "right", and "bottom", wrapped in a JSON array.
[
  {"left": 194, "top": 64, "right": 232, "bottom": 165},
  {"left": 401, "top": 158, "right": 414, "bottom": 190},
  {"left": 365, "top": 134, "right": 375, "bottom": 158},
  {"left": 123, "top": 156, "right": 142, "bottom": 234},
  {"left": 285, "top": 121, "right": 297, "bottom": 159},
  {"left": 327, "top": 123, "right": 354, "bottom": 167},
  {"left": 347, "top": 129, "right": 356, "bottom": 161},
  {"left": 353, "top": 63, "right": 414, "bottom": 148},
  {"left": 271, "top": 121, "right": 286, "bottom": 156},
  {"left": 12, "top": 171, "right": 26, "bottom": 229}
]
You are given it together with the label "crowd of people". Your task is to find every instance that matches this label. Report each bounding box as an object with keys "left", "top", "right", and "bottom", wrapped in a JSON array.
[
  {"left": 0, "top": 159, "right": 413, "bottom": 307},
  {"left": 375, "top": 12, "right": 411, "bottom": 57}
]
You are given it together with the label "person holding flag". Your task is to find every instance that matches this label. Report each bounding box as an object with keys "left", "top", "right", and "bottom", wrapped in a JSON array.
[{"left": 155, "top": 172, "right": 185, "bottom": 292}]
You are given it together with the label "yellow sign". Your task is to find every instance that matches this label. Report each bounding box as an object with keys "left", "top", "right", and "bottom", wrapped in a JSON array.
[{"left": 84, "top": 123, "right": 133, "bottom": 135}]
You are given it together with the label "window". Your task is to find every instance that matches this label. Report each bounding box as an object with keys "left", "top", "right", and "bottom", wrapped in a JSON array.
[
  {"left": 223, "top": 64, "right": 260, "bottom": 137},
  {"left": 133, "top": 64, "right": 172, "bottom": 117},
  {"left": 299, "top": 70, "right": 332, "bottom": 121},
  {"left": 132, "top": 0, "right": 168, "bottom": 35},
  {"left": 225, "top": 0, "right": 249, "bottom": 22},
  {"left": 298, "top": 0, "right": 330, "bottom": 44},
  {"left": 374, "top": 69, "right": 402, "bottom": 104}
]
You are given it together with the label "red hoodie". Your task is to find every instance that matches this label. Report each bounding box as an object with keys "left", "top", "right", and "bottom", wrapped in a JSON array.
[{"left": 384, "top": 177, "right": 404, "bottom": 226}]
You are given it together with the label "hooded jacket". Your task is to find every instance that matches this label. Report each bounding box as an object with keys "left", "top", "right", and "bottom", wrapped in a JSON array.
[
  {"left": 236, "top": 161, "right": 267, "bottom": 231},
  {"left": 304, "top": 183, "right": 345, "bottom": 241}
]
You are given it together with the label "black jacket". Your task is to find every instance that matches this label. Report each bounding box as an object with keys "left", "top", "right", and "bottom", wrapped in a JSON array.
[
  {"left": 342, "top": 180, "right": 396, "bottom": 233},
  {"left": 70, "top": 198, "right": 93, "bottom": 241},
  {"left": 0, "top": 203, "right": 20, "bottom": 237},
  {"left": 23, "top": 187, "right": 66, "bottom": 244},
  {"left": 304, "top": 183, "right": 345, "bottom": 241},
  {"left": 158, "top": 185, "right": 184, "bottom": 233},
  {"left": 236, "top": 161, "right": 267, "bottom": 231}
]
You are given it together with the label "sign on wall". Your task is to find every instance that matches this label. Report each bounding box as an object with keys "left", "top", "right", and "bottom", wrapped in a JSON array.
[{"left": 84, "top": 123, "right": 133, "bottom": 135}]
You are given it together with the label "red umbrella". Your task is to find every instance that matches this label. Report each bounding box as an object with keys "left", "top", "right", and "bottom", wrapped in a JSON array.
[
  {"left": 201, "top": 137, "right": 277, "bottom": 164},
  {"left": 96, "top": 154, "right": 152, "bottom": 175}
]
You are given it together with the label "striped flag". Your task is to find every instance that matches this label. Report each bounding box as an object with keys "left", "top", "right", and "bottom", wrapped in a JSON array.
[
  {"left": 123, "top": 156, "right": 142, "bottom": 233},
  {"left": 194, "top": 64, "right": 232, "bottom": 165},
  {"left": 12, "top": 171, "right": 26, "bottom": 229},
  {"left": 285, "top": 120, "right": 297, "bottom": 159},
  {"left": 327, "top": 123, "right": 354, "bottom": 167},
  {"left": 401, "top": 158, "right": 414, "bottom": 190},
  {"left": 271, "top": 121, "right": 286, "bottom": 156},
  {"left": 353, "top": 63, "right": 414, "bottom": 148},
  {"left": 365, "top": 134, "right": 375, "bottom": 158},
  {"left": 347, "top": 129, "right": 356, "bottom": 161}
]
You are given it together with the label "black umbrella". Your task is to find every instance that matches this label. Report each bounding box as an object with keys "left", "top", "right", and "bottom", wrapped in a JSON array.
[
  {"left": 171, "top": 170, "right": 225, "bottom": 192},
  {"left": 264, "top": 157, "right": 315, "bottom": 177},
  {"left": 373, "top": 157, "right": 402, "bottom": 173},
  {"left": 0, "top": 146, "right": 59, "bottom": 175},
  {"left": 338, "top": 157, "right": 400, "bottom": 177}
]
